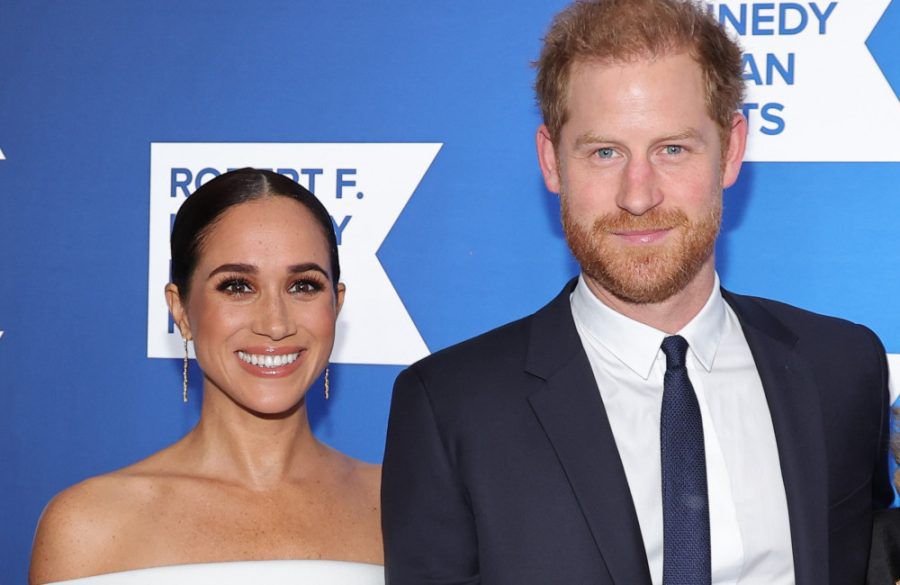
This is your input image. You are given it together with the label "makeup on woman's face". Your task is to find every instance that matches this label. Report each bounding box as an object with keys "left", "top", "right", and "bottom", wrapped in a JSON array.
[{"left": 184, "top": 196, "right": 343, "bottom": 414}]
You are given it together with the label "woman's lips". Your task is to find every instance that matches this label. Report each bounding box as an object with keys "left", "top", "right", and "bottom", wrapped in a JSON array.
[
  {"left": 613, "top": 228, "right": 672, "bottom": 244},
  {"left": 235, "top": 347, "right": 305, "bottom": 378}
]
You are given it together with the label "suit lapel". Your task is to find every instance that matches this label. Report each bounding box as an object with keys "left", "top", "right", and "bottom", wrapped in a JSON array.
[
  {"left": 525, "top": 280, "right": 652, "bottom": 585},
  {"left": 724, "top": 291, "right": 828, "bottom": 585}
]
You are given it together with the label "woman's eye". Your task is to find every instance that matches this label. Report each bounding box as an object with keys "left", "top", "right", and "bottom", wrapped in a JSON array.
[
  {"left": 596, "top": 147, "right": 615, "bottom": 159},
  {"left": 219, "top": 279, "right": 253, "bottom": 295},
  {"left": 290, "top": 279, "right": 323, "bottom": 294},
  {"left": 664, "top": 145, "right": 684, "bottom": 155}
]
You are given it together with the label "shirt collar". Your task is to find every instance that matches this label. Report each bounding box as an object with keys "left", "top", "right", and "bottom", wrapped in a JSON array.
[{"left": 570, "top": 273, "right": 726, "bottom": 380}]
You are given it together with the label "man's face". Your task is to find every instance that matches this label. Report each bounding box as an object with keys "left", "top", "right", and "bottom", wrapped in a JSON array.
[{"left": 537, "top": 52, "right": 746, "bottom": 305}]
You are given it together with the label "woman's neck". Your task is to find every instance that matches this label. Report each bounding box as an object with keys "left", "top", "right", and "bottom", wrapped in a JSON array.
[{"left": 180, "top": 386, "right": 325, "bottom": 490}]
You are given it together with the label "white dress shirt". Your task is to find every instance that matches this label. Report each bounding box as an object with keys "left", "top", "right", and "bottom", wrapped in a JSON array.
[{"left": 570, "top": 273, "right": 795, "bottom": 585}]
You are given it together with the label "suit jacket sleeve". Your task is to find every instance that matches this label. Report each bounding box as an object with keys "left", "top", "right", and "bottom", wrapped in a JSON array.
[
  {"left": 868, "top": 325, "right": 893, "bottom": 510},
  {"left": 382, "top": 366, "right": 480, "bottom": 585}
]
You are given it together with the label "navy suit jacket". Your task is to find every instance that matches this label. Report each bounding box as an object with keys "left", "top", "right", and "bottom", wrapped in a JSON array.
[{"left": 382, "top": 280, "right": 892, "bottom": 585}]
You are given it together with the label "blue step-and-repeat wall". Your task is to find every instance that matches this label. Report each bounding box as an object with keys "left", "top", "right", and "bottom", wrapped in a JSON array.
[{"left": 1, "top": 1, "right": 898, "bottom": 581}]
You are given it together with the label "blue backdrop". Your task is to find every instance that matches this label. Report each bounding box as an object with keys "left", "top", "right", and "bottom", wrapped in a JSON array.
[{"left": 1, "top": 1, "right": 898, "bottom": 582}]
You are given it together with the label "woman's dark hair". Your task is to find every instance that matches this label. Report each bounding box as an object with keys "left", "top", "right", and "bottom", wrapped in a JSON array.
[{"left": 170, "top": 168, "right": 340, "bottom": 299}]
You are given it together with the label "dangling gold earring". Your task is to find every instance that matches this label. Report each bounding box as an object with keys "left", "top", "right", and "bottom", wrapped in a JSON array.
[
  {"left": 182, "top": 339, "right": 189, "bottom": 403},
  {"left": 324, "top": 367, "right": 330, "bottom": 400}
]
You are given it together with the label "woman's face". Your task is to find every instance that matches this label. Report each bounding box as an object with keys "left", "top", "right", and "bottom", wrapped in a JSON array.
[{"left": 168, "top": 196, "right": 344, "bottom": 415}]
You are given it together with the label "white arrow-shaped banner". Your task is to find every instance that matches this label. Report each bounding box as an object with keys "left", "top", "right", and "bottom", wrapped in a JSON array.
[
  {"left": 710, "top": 1, "right": 899, "bottom": 161},
  {"left": 148, "top": 142, "right": 441, "bottom": 366}
]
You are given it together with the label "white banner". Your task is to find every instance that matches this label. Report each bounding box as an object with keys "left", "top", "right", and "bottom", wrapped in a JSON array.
[
  {"left": 148, "top": 142, "right": 442, "bottom": 365},
  {"left": 710, "top": 1, "right": 899, "bottom": 161}
]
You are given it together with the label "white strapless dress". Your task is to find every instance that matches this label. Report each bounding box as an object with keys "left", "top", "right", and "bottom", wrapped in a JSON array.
[{"left": 46, "top": 560, "right": 384, "bottom": 584}]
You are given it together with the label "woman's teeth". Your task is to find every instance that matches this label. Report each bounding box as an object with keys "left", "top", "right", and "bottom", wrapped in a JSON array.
[{"left": 237, "top": 351, "right": 300, "bottom": 368}]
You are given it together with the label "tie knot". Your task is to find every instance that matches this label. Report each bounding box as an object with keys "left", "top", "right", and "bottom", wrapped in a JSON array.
[{"left": 661, "top": 335, "right": 689, "bottom": 369}]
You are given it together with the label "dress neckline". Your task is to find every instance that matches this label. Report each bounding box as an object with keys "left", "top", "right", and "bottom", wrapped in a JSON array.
[{"left": 46, "top": 559, "right": 385, "bottom": 584}]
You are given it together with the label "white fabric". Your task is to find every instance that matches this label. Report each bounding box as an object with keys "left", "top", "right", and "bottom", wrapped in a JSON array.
[
  {"left": 45, "top": 560, "right": 384, "bottom": 584},
  {"left": 570, "top": 273, "right": 794, "bottom": 585}
]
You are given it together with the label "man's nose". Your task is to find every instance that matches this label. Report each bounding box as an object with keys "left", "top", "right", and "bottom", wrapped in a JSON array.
[{"left": 616, "top": 156, "right": 662, "bottom": 216}]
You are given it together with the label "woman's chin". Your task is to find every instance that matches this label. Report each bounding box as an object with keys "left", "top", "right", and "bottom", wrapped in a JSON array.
[
  {"left": 214, "top": 387, "right": 309, "bottom": 419},
  {"left": 246, "top": 395, "right": 308, "bottom": 418}
]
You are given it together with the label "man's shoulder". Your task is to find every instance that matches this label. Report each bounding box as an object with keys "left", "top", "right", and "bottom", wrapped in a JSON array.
[
  {"left": 409, "top": 312, "right": 534, "bottom": 379},
  {"left": 724, "top": 290, "right": 885, "bottom": 360},
  {"left": 399, "top": 282, "right": 576, "bottom": 396},
  {"left": 726, "top": 290, "right": 877, "bottom": 338}
]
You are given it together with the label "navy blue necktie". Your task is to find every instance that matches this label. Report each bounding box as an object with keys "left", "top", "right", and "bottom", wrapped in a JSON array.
[{"left": 660, "top": 335, "right": 711, "bottom": 585}]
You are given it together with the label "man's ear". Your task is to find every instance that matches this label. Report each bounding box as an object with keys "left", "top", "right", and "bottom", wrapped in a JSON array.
[
  {"left": 165, "top": 283, "right": 191, "bottom": 340},
  {"left": 536, "top": 125, "right": 562, "bottom": 194},
  {"left": 721, "top": 113, "right": 748, "bottom": 189}
]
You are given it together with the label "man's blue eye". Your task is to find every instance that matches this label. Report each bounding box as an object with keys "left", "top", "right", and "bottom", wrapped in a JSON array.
[
  {"left": 665, "top": 145, "right": 683, "bottom": 155},
  {"left": 596, "top": 148, "right": 615, "bottom": 159}
]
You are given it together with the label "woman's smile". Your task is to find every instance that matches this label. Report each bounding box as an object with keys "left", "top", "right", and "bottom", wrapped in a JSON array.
[{"left": 236, "top": 347, "right": 305, "bottom": 378}]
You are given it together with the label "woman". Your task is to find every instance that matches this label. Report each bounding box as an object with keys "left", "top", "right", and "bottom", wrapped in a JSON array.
[{"left": 30, "top": 169, "right": 383, "bottom": 584}]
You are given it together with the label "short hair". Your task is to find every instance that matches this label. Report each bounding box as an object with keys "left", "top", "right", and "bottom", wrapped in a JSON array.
[
  {"left": 170, "top": 168, "right": 340, "bottom": 299},
  {"left": 534, "top": 0, "right": 745, "bottom": 147}
]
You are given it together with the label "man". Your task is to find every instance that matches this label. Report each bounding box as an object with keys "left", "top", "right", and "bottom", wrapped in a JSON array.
[{"left": 382, "top": 1, "right": 892, "bottom": 584}]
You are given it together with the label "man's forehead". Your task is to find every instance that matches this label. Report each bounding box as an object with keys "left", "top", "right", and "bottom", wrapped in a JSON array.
[
  {"left": 565, "top": 54, "right": 707, "bottom": 113},
  {"left": 560, "top": 55, "right": 719, "bottom": 147}
]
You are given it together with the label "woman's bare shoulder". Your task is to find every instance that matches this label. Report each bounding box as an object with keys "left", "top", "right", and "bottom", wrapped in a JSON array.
[
  {"left": 29, "top": 454, "right": 180, "bottom": 584},
  {"left": 321, "top": 444, "right": 381, "bottom": 484},
  {"left": 322, "top": 447, "right": 382, "bottom": 510}
]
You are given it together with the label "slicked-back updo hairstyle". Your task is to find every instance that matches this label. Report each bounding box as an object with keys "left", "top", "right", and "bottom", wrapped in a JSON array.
[
  {"left": 170, "top": 168, "right": 340, "bottom": 300},
  {"left": 535, "top": 0, "right": 745, "bottom": 150}
]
